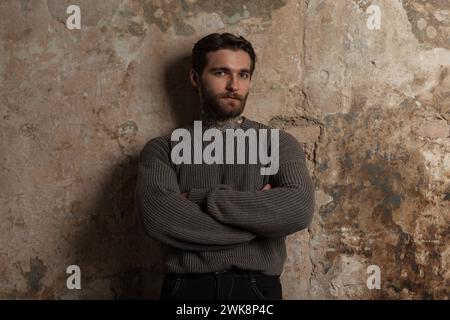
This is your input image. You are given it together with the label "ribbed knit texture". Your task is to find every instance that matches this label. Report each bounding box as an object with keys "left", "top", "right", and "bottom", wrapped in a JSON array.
[{"left": 135, "top": 117, "right": 315, "bottom": 275}]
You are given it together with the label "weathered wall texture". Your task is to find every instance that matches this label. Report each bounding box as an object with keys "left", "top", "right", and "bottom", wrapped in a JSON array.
[
  {"left": 303, "top": 0, "right": 449, "bottom": 299},
  {"left": 0, "top": 0, "right": 448, "bottom": 299}
]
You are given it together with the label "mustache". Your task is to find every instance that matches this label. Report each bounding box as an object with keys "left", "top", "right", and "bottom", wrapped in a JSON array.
[{"left": 218, "top": 93, "right": 244, "bottom": 101}]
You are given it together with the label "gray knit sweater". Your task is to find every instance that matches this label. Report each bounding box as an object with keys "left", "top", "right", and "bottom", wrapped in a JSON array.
[{"left": 135, "top": 117, "right": 315, "bottom": 275}]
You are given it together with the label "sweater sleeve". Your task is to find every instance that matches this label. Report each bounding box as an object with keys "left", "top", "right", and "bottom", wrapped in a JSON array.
[
  {"left": 135, "top": 137, "right": 258, "bottom": 251},
  {"left": 204, "top": 131, "right": 315, "bottom": 238}
]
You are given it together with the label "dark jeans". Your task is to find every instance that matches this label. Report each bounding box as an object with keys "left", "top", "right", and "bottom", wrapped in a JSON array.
[{"left": 160, "top": 267, "right": 283, "bottom": 300}]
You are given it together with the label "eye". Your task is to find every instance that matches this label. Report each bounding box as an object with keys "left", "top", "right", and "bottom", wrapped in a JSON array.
[
  {"left": 240, "top": 73, "right": 250, "bottom": 79},
  {"left": 214, "top": 71, "right": 226, "bottom": 76}
]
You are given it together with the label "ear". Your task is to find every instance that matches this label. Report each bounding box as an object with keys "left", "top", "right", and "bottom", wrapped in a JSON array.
[{"left": 190, "top": 68, "right": 200, "bottom": 90}]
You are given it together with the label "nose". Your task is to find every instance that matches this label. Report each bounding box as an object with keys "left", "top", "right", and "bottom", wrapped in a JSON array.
[{"left": 226, "top": 74, "right": 239, "bottom": 92}]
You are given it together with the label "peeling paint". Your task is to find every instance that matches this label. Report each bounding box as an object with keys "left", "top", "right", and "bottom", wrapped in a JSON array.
[
  {"left": 403, "top": 0, "right": 450, "bottom": 49},
  {"left": 143, "top": 0, "right": 287, "bottom": 35},
  {"left": 17, "top": 257, "right": 48, "bottom": 293}
]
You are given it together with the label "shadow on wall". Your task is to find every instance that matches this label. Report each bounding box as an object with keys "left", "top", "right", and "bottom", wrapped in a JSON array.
[
  {"left": 74, "top": 55, "right": 200, "bottom": 299},
  {"left": 74, "top": 156, "right": 160, "bottom": 299},
  {"left": 164, "top": 54, "right": 202, "bottom": 127}
]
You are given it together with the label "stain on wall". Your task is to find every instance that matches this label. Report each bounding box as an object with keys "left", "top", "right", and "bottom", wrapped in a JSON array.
[
  {"left": 0, "top": 0, "right": 448, "bottom": 299},
  {"left": 403, "top": 0, "right": 450, "bottom": 49},
  {"left": 304, "top": 0, "right": 449, "bottom": 299},
  {"left": 142, "top": 0, "right": 287, "bottom": 35}
]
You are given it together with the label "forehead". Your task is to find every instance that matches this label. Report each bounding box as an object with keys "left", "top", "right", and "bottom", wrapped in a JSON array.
[{"left": 205, "top": 49, "right": 251, "bottom": 70}]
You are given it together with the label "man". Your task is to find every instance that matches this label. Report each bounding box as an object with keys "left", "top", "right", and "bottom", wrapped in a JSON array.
[{"left": 135, "top": 33, "right": 315, "bottom": 300}]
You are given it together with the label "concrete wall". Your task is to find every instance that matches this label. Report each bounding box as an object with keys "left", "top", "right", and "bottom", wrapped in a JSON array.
[{"left": 0, "top": 0, "right": 448, "bottom": 299}]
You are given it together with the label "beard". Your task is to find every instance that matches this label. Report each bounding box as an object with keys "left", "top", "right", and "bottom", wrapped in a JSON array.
[{"left": 199, "top": 86, "right": 248, "bottom": 121}]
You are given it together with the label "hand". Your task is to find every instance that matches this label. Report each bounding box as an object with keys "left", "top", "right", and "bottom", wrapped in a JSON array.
[
  {"left": 261, "top": 184, "right": 272, "bottom": 191},
  {"left": 180, "top": 192, "right": 189, "bottom": 199}
]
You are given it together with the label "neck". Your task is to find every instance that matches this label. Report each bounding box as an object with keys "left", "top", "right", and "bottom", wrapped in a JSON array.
[{"left": 200, "top": 109, "right": 244, "bottom": 131}]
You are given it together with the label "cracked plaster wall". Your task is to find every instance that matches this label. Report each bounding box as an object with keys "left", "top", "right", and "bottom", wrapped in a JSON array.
[{"left": 0, "top": 0, "right": 448, "bottom": 299}]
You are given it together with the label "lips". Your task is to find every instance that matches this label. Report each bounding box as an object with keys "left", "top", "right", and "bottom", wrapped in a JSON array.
[{"left": 222, "top": 97, "right": 240, "bottom": 101}]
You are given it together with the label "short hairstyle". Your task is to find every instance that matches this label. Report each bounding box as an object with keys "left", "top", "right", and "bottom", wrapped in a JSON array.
[{"left": 191, "top": 33, "right": 257, "bottom": 76}]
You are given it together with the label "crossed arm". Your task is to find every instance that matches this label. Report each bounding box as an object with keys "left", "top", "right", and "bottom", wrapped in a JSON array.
[
  {"left": 135, "top": 134, "right": 315, "bottom": 251},
  {"left": 180, "top": 183, "right": 272, "bottom": 199}
]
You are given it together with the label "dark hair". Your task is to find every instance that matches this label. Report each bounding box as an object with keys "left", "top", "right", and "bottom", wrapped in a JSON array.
[{"left": 191, "top": 33, "right": 257, "bottom": 76}]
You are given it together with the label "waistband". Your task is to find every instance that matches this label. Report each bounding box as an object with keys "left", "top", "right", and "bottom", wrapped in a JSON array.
[{"left": 165, "top": 266, "right": 276, "bottom": 279}]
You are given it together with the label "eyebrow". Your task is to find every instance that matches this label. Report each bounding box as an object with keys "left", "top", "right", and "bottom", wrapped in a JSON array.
[{"left": 210, "top": 67, "right": 251, "bottom": 74}]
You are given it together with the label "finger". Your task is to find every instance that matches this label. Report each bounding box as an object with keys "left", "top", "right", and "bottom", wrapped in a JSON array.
[{"left": 261, "top": 184, "right": 272, "bottom": 190}]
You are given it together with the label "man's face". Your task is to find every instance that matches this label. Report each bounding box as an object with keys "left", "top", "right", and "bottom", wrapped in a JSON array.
[{"left": 191, "top": 49, "right": 252, "bottom": 120}]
